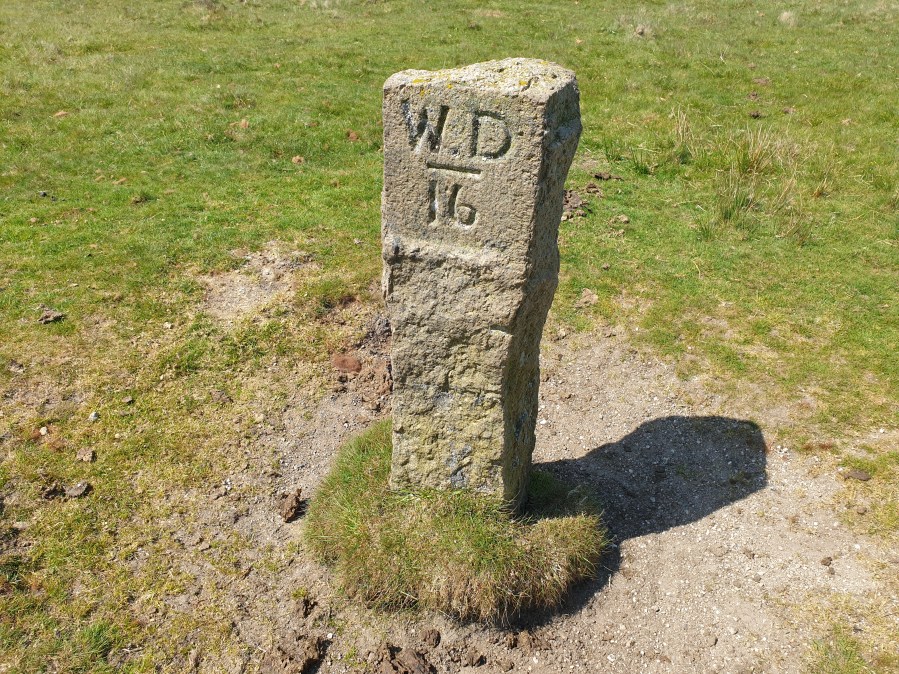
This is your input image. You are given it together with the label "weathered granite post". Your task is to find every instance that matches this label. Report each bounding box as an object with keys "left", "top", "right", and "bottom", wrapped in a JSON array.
[{"left": 382, "top": 58, "right": 581, "bottom": 509}]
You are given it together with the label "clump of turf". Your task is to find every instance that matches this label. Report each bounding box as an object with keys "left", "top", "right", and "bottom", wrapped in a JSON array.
[{"left": 304, "top": 420, "right": 608, "bottom": 623}]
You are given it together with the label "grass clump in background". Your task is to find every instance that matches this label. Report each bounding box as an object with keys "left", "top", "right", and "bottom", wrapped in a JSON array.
[{"left": 305, "top": 420, "right": 608, "bottom": 624}]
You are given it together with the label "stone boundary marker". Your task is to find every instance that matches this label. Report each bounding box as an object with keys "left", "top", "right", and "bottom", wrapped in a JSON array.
[{"left": 382, "top": 58, "right": 581, "bottom": 509}]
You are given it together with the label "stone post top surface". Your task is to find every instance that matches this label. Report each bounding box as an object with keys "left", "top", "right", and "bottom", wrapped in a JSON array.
[{"left": 384, "top": 58, "right": 577, "bottom": 101}]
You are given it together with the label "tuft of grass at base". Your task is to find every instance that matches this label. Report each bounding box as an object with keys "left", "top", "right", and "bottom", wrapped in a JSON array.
[{"left": 304, "top": 420, "right": 608, "bottom": 624}]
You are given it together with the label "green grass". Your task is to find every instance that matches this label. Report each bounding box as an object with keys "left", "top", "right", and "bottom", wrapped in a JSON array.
[
  {"left": 0, "top": 0, "right": 895, "bottom": 669},
  {"left": 0, "top": 0, "right": 896, "bottom": 432},
  {"left": 304, "top": 420, "right": 607, "bottom": 623},
  {"left": 808, "top": 626, "right": 883, "bottom": 674}
]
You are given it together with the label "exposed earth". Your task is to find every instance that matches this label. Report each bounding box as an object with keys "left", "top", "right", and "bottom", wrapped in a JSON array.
[
  {"left": 7, "top": 251, "right": 879, "bottom": 673},
  {"left": 137, "top": 257, "right": 897, "bottom": 673}
]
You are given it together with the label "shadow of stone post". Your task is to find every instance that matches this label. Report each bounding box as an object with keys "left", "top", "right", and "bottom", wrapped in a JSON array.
[{"left": 526, "top": 415, "right": 767, "bottom": 622}]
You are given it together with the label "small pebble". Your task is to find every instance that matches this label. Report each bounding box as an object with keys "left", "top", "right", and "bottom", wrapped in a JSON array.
[
  {"left": 419, "top": 628, "right": 441, "bottom": 649},
  {"left": 279, "top": 488, "right": 305, "bottom": 523},
  {"left": 65, "top": 482, "right": 92, "bottom": 498},
  {"left": 462, "top": 648, "right": 485, "bottom": 667}
]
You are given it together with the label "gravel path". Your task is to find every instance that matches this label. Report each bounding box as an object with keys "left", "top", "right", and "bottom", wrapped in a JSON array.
[{"left": 164, "top": 326, "right": 896, "bottom": 673}]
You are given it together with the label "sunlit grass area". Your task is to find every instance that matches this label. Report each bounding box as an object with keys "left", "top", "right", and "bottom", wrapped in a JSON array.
[{"left": 0, "top": 0, "right": 896, "bottom": 670}]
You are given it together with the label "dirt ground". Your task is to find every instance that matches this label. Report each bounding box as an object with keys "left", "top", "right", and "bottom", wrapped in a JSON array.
[{"left": 147, "top": 287, "right": 898, "bottom": 674}]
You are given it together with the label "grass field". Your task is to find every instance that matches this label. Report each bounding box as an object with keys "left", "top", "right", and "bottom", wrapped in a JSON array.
[{"left": 1, "top": 0, "right": 897, "bottom": 671}]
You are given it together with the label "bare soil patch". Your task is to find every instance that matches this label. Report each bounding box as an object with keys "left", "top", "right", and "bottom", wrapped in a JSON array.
[
  {"left": 197, "top": 244, "right": 317, "bottom": 324},
  {"left": 134, "top": 321, "right": 896, "bottom": 673}
]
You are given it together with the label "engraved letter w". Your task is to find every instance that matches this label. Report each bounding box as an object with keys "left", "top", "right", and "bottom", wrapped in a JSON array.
[{"left": 401, "top": 101, "right": 448, "bottom": 154}]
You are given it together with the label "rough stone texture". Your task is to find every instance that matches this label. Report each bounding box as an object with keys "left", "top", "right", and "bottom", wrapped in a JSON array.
[{"left": 381, "top": 58, "right": 581, "bottom": 507}]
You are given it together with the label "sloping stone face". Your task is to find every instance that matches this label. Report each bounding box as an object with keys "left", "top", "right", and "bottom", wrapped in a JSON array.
[{"left": 382, "top": 58, "right": 581, "bottom": 508}]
